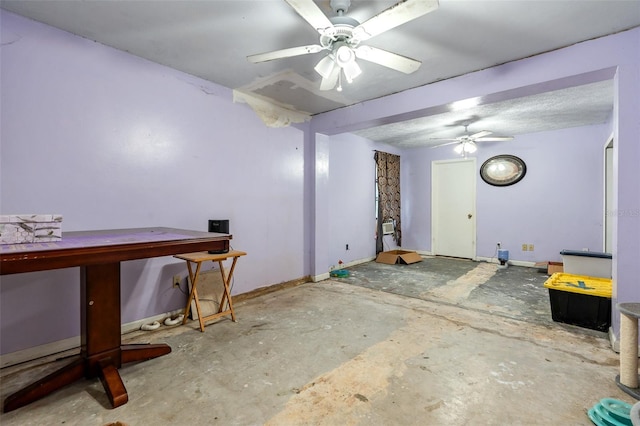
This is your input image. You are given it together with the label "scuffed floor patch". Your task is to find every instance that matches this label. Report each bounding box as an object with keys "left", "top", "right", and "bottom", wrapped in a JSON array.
[
  {"left": 425, "top": 262, "right": 497, "bottom": 303},
  {"left": 266, "top": 311, "right": 434, "bottom": 425}
]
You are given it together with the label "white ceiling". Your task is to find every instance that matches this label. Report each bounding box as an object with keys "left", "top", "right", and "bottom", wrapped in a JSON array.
[{"left": 2, "top": 0, "right": 639, "bottom": 147}]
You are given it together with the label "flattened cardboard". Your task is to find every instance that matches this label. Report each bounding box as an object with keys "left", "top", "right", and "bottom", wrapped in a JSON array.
[{"left": 375, "top": 250, "right": 422, "bottom": 265}]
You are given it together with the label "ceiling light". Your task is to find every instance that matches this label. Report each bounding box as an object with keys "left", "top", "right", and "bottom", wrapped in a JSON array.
[
  {"left": 454, "top": 141, "right": 477, "bottom": 155},
  {"left": 335, "top": 44, "right": 355, "bottom": 66},
  {"left": 450, "top": 97, "right": 481, "bottom": 111},
  {"left": 314, "top": 55, "right": 336, "bottom": 79},
  {"left": 342, "top": 60, "right": 362, "bottom": 83}
]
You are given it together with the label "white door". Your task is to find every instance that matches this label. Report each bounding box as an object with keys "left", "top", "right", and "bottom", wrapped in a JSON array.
[{"left": 432, "top": 159, "right": 476, "bottom": 259}]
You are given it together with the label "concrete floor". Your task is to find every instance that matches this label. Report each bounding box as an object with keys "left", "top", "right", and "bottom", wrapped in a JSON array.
[
  {"left": 0, "top": 258, "right": 629, "bottom": 425},
  {"left": 342, "top": 256, "right": 592, "bottom": 331}
]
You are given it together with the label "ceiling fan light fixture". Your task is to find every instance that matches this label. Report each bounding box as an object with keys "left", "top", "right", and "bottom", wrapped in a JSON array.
[
  {"left": 314, "top": 55, "right": 336, "bottom": 78},
  {"left": 335, "top": 44, "right": 355, "bottom": 66},
  {"left": 342, "top": 59, "right": 362, "bottom": 83},
  {"left": 454, "top": 141, "right": 477, "bottom": 155}
]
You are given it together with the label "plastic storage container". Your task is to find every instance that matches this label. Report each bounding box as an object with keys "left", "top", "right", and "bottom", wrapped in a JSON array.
[
  {"left": 560, "top": 250, "right": 612, "bottom": 278},
  {"left": 543, "top": 273, "right": 612, "bottom": 331}
]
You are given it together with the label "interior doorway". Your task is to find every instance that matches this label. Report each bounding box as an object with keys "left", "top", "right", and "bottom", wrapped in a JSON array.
[{"left": 432, "top": 158, "right": 476, "bottom": 259}]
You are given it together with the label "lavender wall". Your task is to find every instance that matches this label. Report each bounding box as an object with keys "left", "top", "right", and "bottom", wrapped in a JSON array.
[
  {"left": 611, "top": 64, "right": 640, "bottom": 333},
  {"left": 0, "top": 12, "right": 306, "bottom": 355},
  {"left": 326, "top": 133, "right": 401, "bottom": 270},
  {"left": 401, "top": 124, "right": 609, "bottom": 262}
]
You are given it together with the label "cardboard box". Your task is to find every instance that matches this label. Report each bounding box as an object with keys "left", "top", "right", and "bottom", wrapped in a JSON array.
[
  {"left": 0, "top": 214, "right": 63, "bottom": 244},
  {"left": 375, "top": 250, "right": 422, "bottom": 265},
  {"left": 534, "top": 261, "right": 564, "bottom": 275},
  {"left": 548, "top": 261, "right": 564, "bottom": 274}
]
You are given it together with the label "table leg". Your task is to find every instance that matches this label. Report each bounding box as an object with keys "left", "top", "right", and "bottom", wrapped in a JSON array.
[
  {"left": 3, "top": 358, "right": 85, "bottom": 412},
  {"left": 182, "top": 261, "right": 206, "bottom": 332},
  {"left": 99, "top": 359, "right": 128, "bottom": 408},
  {"left": 182, "top": 261, "right": 196, "bottom": 324},
  {"left": 3, "top": 263, "right": 174, "bottom": 412},
  {"left": 217, "top": 257, "right": 238, "bottom": 321}
]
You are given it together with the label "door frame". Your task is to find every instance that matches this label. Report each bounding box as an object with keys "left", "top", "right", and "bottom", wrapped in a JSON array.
[
  {"left": 431, "top": 158, "right": 477, "bottom": 259},
  {"left": 603, "top": 133, "right": 614, "bottom": 253}
]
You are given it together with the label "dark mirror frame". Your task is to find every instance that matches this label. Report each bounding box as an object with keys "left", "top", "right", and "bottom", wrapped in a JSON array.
[{"left": 480, "top": 155, "right": 527, "bottom": 186}]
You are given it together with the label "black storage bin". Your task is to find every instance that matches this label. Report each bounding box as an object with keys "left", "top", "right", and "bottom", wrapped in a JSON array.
[{"left": 544, "top": 273, "right": 612, "bottom": 332}]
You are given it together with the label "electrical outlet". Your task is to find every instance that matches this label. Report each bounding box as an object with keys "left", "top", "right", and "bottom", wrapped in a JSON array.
[
  {"left": 346, "top": 244, "right": 349, "bottom": 250},
  {"left": 528, "top": 244, "right": 534, "bottom": 251},
  {"left": 172, "top": 275, "right": 181, "bottom": 288},
  {"left": 522, "top": 244, "right": 528, "bottom": 251}
]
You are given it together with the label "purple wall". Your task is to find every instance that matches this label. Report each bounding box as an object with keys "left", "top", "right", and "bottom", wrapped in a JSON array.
[
  {"left": 326, "top": 133, "right": 401, "bottom": 269},
  {"left": 1, "top": 12, "right": 306, "bottom": 355},
  {"left": 401, "top": 124, "right": 609, "bottom": 262},
  {"left": 611, "top": 64, "right": 640, "bottom": 333}
]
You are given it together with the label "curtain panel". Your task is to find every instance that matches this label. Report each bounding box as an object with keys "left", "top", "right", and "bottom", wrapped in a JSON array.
[{"left": 375, "top": 151, "right": 401, "bottom": 253}]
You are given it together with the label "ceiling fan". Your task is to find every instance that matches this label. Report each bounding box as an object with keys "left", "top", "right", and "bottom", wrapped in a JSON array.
[
  {"left": 430, "top": 125, "right": 515, "bottom": 155},
  {"left": 247, "top": 0, "right": 439, "bottom": 91}
]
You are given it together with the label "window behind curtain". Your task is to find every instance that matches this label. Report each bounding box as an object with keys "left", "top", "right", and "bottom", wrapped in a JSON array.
[{"left": 374, "top": 151, "right": 401, "bottom": 253}]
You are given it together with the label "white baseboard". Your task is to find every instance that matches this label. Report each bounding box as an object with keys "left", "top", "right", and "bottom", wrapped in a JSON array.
[
  {"left": 0, "top": 336, "right": 81, "bottom": 369},
  {"left": 609, "top": 327, "right": 620, "bottom": 353},
  {"left": 0, "top": 308, "right": 184, "bottom": 369},
  {"left": 312, "top": 272, "right": 330, "bottom": 282},
  {"left": 476, "top": 256, "right": 537, "bottom": 268},
  {"left": 343, "top": 256, "right": 376, "bottom": 268}
]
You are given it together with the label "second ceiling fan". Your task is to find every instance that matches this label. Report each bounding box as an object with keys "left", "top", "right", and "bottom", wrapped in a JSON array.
[
  {"left": 430, "top": 125, "right": 515, "bottom": 155},
  {"left": 247, "top": 0, "right": 439, "bottom": 91}
]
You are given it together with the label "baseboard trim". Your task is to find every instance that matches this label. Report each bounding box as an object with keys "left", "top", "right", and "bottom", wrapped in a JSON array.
[
  {"left": 476, "top": 256, "right": 537, "bottom": 268},
  {"left": 0, "top": 336, "right": 81, "bottom": 369},
  {"left": 1, "top": 277, "right": 314, "bottom": 369},
  {"left": 1, "top": 307, "right": 183, "bottom": 369},
  {"left": 610, "top": 327, "right": 620, "bottom": 352},
  {"left": 233, "top": 276, "right": 311, "bottom": 301},
  {"left": 313, "top": 273, "right": 330, "bottom": 282}
]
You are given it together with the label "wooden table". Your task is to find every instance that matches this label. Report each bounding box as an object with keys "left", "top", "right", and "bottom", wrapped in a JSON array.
[
  {"left": 0, "top": 227, "right": 230, "bottom": 412},
  {"left": 174, "top": 250, "right": 246, "bottom": 332}
]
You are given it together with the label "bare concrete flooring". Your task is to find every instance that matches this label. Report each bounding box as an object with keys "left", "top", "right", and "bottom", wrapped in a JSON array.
[{"left": 0, "top": 257, "right": 630, "bottom": 425}]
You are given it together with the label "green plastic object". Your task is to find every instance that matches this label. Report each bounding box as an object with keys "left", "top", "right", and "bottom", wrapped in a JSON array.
[
  {"left": 330, "top": 269, "right": 350, "bottom": 278},
  {"left": 588, "top": 398, "right": 632, "bottom": 426}
]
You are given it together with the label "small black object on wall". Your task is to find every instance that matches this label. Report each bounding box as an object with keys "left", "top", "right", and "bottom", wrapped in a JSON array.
[{"left": 208, "top": 220, "right": 229, "bottom": 254}]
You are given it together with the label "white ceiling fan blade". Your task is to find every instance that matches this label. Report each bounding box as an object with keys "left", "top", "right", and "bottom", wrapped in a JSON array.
[
  {"left": 469, "top": 130, "right": 492, "bottom": 139},
  {"left": 247, "top": 44, "right": 323, "bottom": 63},
  {"left": 284, "top": 0, "right": 334, "bottom": 34},
  {"left": 353, "top": 0, "right": 439, "bottom": 41},
  {"left": 355, "top": 45, "right": 421, "bottom": 74},
  {"left": 475, "top": 136, "right": 515, "bottom": 142},
  {"left": 429, "top": 140, "right": 461, "bottom": 148},
  {"left": 319, "top": 66, "right": 340, "bottom": 91}
]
